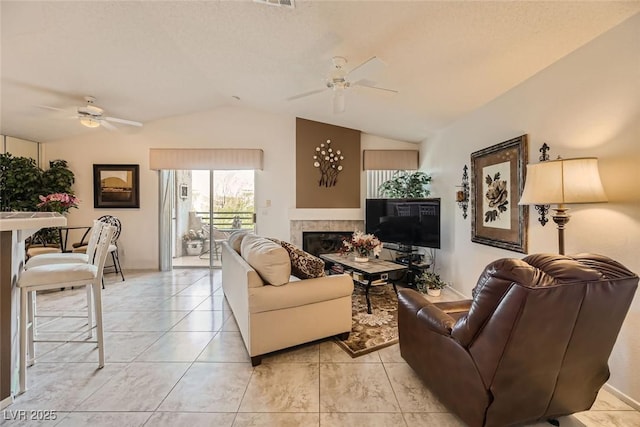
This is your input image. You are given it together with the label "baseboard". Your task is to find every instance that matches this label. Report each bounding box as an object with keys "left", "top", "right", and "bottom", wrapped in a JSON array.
[
  {"left": 447, "top": 286, "right": 469, "bottom": 299},
  {"left": 603, "top": 383, "right": 640, "bottom": 410},
  {"left": 0, "top": 394, "right": 14, "bottom": 410}
]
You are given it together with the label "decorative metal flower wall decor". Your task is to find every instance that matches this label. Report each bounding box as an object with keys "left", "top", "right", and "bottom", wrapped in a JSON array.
[{"left": 313, "top": 139, "right": 344, "bottom": 187}]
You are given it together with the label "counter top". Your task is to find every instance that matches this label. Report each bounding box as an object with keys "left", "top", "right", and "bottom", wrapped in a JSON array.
[{"left": 0, "top": 212, "right": 67, "bottom": 231}]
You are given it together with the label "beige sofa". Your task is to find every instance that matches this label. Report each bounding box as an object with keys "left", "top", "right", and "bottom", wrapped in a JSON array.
[{"left": 221, "top": 239, "right": 353, "bottom": 365}]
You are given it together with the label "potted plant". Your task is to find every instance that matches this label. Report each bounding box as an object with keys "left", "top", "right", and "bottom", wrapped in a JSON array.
[
  {"left": 339, "top": 230, "right": 382, "bottom": 262},
  {"left": 415, "top": 271, "right": 448, "bottom": 297},
  {"left": 1, "top": 154, "right": 77, "bottom": 246},
  {"left": 182, "top": 229, "right": 205, "bottom": 256},
  {"left": 378, "top": 171, "right": 432, "bottom": 198}
]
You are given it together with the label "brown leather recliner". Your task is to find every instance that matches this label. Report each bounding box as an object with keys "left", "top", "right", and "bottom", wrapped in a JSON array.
[{"left": 398, "top": 253, "right": 638, "bottom": 427}]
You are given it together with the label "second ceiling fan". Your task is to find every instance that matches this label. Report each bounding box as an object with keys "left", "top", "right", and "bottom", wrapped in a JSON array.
[
  {"left": 287, "top": 56, "right": 398, "bottom": 113},
  {"left": 40, "top": 96, "right": 143, "bottom": 130}
]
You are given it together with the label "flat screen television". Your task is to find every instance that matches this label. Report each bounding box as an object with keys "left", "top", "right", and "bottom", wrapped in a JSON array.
[{"left": 365, "top": 198, "right": 441, "bottom": 249}]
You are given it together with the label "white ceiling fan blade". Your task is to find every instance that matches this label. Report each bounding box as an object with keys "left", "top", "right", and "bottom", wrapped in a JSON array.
[
  {"left": 346, "top": 56, "right": 386, "bottom": 84},
  {"left": 36, "top": 104, "right": 67, "bottom": 112},
  {"left": 286, "top": 88, "right": 327, "bottom": 101},
  {"left": 99, "top": 120, "right": 117, "bottom": 131},
  {"left": 105, "top": 116, "right": 143, "bottom": 127},
  {"left": 353, "top": 80, "right": 398, "bottom": 94},
  {"left": 332, "top": 89, "right": 345, "bottom": 114}
]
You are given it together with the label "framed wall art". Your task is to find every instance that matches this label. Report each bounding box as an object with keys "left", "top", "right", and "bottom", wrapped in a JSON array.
[
  {"left": 179, "top": 184, "right": 188, "bottom": 199},
  {"left": 93, "top": 164, "right": 140, "bottom": 208},
  {"left": 470, "top": 135, "right": 528, "bottom": 253}
]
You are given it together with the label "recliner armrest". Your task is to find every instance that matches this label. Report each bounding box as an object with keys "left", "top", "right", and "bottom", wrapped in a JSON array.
[
  {"left": 434, "top": 299, "right": 473, "bottom": 314},
  {"left": 417, "top": 304, "right": 456, "bottom": 336},
  {"left": 398, "top": 289, "right": 456, "bottom": 336}
]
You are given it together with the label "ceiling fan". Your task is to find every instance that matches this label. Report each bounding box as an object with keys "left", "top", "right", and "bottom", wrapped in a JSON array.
[
  {"left": 40, "top": 96, "right": 143, "bottom": 130},
  {"left": 287, "top": 56, "right": 398, "bottom": 113}
]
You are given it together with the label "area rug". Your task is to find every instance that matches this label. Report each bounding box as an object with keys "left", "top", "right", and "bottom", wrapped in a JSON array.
[{"left": 335, "top": 284, "right": 399, "bottom": 357}]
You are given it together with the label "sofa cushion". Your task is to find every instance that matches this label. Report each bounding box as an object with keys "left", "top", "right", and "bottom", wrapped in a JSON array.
[
  {"left": 229, "top": 230, "right": 249, "bottom": 253},
  {"left": 280, "top": 240, "right": 325, "bottom": 280},
  {"left": 241, "top": 234, "right": 291, "bottom": 286},
  {"left": 249, "top": 274, "right": 354, "bottom": 313}
]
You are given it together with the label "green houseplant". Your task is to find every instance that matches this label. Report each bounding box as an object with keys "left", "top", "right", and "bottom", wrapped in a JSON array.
[
  {"left": 0, "top": 154, "right": 76, "bottom": 245},
  {"left": 0, "top": 155, "right": 76, "bottom": 212},
  {"left": 378, "top": 171, "right": 432, "bottom": 198},
  {"left": 415, "top": 271, "right": 448, "bottom": 297},
  {"left": 42, "top": 159, "right": 75, "bottom": 196},
  {"left": 0, "top": 153, "right": 43, "bottom": 211}
]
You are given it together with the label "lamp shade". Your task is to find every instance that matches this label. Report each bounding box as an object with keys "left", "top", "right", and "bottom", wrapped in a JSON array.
[{"left": 519, "top": 157, "right": 607, "bottom": 205}]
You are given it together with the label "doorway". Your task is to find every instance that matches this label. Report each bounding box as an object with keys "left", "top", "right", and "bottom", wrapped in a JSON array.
[{"left": 171, "top": 169, "right": 255, "bottom": 268}]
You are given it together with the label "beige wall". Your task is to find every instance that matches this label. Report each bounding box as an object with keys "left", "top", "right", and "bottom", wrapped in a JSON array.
[
  {"left": 42, "top": 107, "right": 416, "bottom": 270},
  {"left": 2, "top": 136, "right": 39, "bottom": 163},
  {"left": 421, "top": 14, "right": 640, "bottom": 403}
]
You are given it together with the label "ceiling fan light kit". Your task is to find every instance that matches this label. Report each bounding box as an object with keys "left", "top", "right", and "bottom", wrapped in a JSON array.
[
  {"left": 332, "top": 89, "right": 345, "bottom": 114},
  {"left": 80, "top": 117, "right": 101, "bottom": 128}
]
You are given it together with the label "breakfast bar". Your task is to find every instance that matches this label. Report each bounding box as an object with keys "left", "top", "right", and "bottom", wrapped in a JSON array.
[{"left": 0, "top": 212, "right": 66, "bottom": 408}]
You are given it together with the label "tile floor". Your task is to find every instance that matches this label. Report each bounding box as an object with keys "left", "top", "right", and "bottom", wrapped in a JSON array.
[{"left": 2, "top": 269, "right": 639, "bottom": 427}]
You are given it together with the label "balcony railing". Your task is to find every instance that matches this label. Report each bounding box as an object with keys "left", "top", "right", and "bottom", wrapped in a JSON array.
[{"left": 195, "top": 211, "right": 255, "bottom": 231}]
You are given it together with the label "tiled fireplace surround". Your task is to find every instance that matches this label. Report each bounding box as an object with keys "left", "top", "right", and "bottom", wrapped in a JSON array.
[{"left": 289, "top": 220, "right": 364, "bottom": 249}]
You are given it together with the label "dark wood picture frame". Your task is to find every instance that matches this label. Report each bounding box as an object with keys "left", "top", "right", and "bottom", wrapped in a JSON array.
[
  {"left": 93, "top": 164, "right": 140, "bottom": 209},
  {"left": 471, "top": 135, "right": 528, "bottom": 253}
]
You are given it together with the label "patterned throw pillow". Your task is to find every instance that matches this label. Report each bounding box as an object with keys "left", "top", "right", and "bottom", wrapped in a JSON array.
[{"left": 280, "top": 240, "right": 326, "bottom": 280}]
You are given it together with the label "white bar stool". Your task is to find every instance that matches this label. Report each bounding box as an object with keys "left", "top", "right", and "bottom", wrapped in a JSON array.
[{"left": 16, "top": 224, "right": 115, "bottom": 394}]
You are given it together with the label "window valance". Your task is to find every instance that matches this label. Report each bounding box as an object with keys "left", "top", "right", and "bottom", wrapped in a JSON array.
[
  {"left": 362, "top": 150, "right": 418, "bottom": 170},
  {"left": 149, "top": 148, "right": 264, "bottom": 170}
]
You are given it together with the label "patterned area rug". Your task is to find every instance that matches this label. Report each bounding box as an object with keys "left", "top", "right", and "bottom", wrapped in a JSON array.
[{"left": 335, "top": 284, "right": 399, "bottom": 357}]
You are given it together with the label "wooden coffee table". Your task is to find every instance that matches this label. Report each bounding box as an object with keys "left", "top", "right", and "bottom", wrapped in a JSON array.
[{"left": 320, "top": 253, "right": 408, "bottom": 314}]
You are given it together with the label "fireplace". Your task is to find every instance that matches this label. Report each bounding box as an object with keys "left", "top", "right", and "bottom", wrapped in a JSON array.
[
  {"left": 289, "top": 219, "right": 363, "bottom": 249},
  {"left": 303, "top": 231, "right": 352, "bottom": 257}
]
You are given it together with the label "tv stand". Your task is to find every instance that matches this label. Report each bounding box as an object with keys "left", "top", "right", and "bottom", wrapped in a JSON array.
[
  {"left": 396, "top": 243, "right": 413, "bottom": 253},
  {"left": 392, "top": 245, "right": 430, "bottom": 287}
]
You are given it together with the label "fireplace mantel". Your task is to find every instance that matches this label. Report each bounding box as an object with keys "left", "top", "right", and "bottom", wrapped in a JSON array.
[
  {"left": 288, "top": 208, "right": 363, "bottom": 221},
  {"left": 290, "top": 218, "right": 364, "bottom": 248}
]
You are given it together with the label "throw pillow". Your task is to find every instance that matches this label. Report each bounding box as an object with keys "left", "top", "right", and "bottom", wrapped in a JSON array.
[
  {"left": 228, "top": 230, "right": 249, "bottom": 254},
  {"left": 280, "top": 240, "right": 326, "bottom": 280},
  {"left": 240, "top": 234, "right": 291, "bottom": 286}
]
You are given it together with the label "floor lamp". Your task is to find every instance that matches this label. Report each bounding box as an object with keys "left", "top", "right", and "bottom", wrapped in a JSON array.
[{"left": 519, "top": 157, "right": 607, "bottom": 255}]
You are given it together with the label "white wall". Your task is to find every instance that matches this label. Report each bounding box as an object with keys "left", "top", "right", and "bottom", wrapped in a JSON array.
[
  {"left": 421, "top": 14, "right": 640, "bottom": 403},
  {"left": 43, "top": 106, "right": 296, "bottom": 270},
  {"left": 43, "top": 106, "right": 416, "bottom": 270}
]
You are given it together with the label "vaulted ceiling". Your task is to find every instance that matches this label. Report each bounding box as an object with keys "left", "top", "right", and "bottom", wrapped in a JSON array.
[{"left": 2, "top": 1, "right": 639, "bottom": 143}]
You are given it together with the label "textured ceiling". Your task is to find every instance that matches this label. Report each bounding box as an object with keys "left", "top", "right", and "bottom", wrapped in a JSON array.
[{"left": 2, "top": 1, "right": 639, "bottom": 143}]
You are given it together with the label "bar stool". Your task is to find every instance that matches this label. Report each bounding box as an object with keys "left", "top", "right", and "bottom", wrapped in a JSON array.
[
  {"left": 25, "top": 220, "right": 104, "bottom": 268},
  {"left": 17, "top": 224, "right": 115, "bottom": 394}
]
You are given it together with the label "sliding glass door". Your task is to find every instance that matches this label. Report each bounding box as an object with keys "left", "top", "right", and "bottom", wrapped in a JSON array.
[{"left": 169, "top": 169, "right": 255, "bottom": 269}]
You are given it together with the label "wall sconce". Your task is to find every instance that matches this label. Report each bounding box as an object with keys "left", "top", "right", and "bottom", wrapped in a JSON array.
[
  {"left": 519, "top": 157, "right": 607, "bottom": 255},
  {"left": 534, "top": 143, "right": 551, "bottom": 226},
  {"left": 456, "top": 165, "right": 469, "bottom": 219}
]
